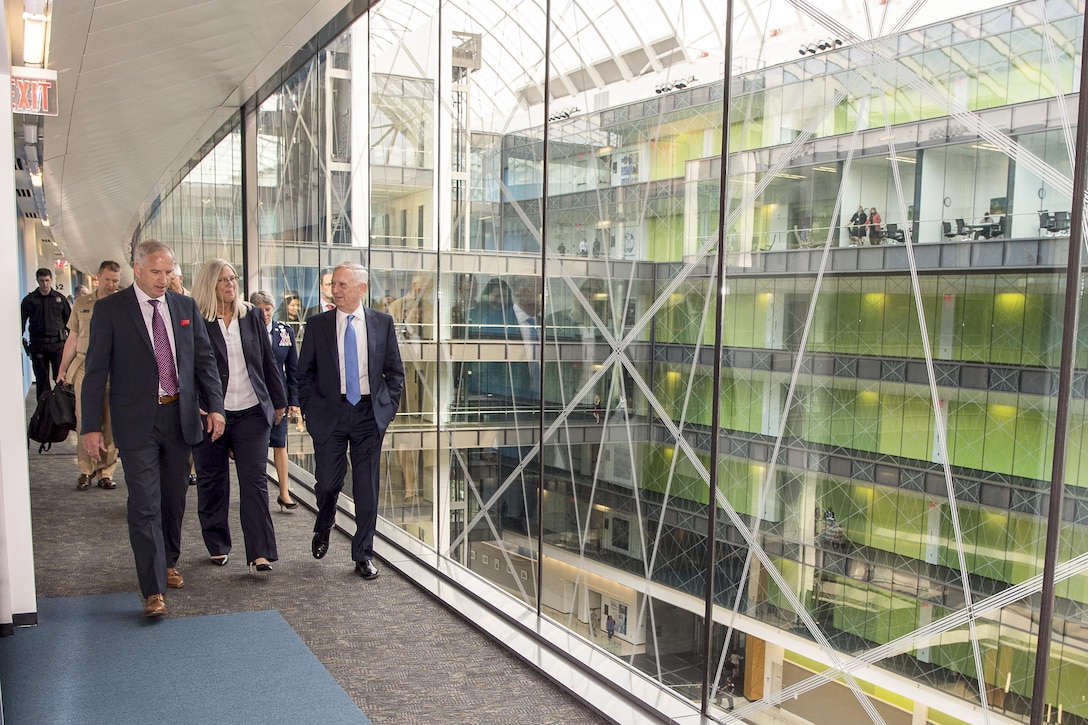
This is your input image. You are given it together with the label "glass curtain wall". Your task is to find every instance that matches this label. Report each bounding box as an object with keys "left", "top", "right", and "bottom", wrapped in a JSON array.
[
  {"left": 139, "top": 124, "right": 244, "bottom": 282},
  {"left": 135, "top": 0, "right": 1088, "bottom": 721}
]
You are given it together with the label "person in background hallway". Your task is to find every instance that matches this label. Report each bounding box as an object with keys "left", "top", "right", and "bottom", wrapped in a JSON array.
[
  {"left": 868, "top": 207, "right": 882, "bottom": 244},
  {"left": 250, "top": 290, "right": 300, "bottom": 512},
  {"left": 192, "top": 261, "right": 286, "bottom": 572},
  {"left": 848, "top": 205, "right": 868, "bottom": 245},
  {"left": 276, "top": 289, "right": 302, "bottom": 322},
  {"left": 57, "top": 260, "right": 122, "bottom": 491},
  {"left": 74, "top": 284, "right": 90, "bottom": 299},
  {"left": 21, "top": 267, "right": 71, "bottom": 400},
  {"left": 304, "top": 270, "right": 336, "bottom": 318},
  {"left": 720, "top": 675, "right": 735, "bottom": 711},
  {"left": 167, "top": 263, "right": 190, "bottom": 296},
  {"left": 298, "top": 262, "right": 404, "bottom": 579},
  {"left": 606, "top": 614, "right": 616, "bottom": 640},
  {"left": 81, "top": 240, "right": 225, "bottom": 618}
]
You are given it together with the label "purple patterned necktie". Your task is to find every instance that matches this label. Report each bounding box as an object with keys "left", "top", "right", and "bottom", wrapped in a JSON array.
[{"left": 149, "top": 299, "right": 179, "bottom": 396}]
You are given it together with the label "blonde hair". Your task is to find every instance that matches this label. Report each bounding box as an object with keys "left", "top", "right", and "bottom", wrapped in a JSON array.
[{"left": 193, "top": 259, "right": 249, "bottom": 322}]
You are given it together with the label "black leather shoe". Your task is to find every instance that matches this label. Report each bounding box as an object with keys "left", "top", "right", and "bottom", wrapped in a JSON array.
[
  {"left": 188, "top": 473, "right": 198, "bottom": 486},
  {"left": 311, "top": 529, "right": 330, "bottom": 559},
  {"left": 354, "top": 559, "right": 379, "bottom": 580}
]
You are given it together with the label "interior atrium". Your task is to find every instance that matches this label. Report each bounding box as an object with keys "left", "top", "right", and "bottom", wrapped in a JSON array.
[{"left": 35, "top": 0, "right": 1088, "bottom": 722}]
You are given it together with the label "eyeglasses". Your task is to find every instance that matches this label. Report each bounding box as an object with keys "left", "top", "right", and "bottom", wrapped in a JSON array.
[{"left": 218, "top": 275, "right": 238, "bottom": 284}]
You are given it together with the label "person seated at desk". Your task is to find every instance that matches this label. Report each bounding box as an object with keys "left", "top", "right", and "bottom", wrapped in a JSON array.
[{"left": 974, "top": 213, "right": 995, "bottom": 240}]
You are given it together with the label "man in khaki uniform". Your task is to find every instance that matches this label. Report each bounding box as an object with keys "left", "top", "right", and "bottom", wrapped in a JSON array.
[{"left": 57, "top": 260, "right": 122, "bottom": 490}]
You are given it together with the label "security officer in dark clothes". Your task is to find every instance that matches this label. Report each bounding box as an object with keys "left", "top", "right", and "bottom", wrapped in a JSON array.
[{"left": 21, "top": 267, "right": 71, "bottom": 399}]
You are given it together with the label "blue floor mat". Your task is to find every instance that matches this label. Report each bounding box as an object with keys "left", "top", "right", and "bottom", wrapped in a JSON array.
[{"left": 0, "top": 592, "right": 370, "bottom": 725}]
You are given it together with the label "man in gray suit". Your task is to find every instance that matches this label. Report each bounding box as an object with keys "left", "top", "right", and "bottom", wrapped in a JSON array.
[
  {"left": 297, "top": 262, "right": 404, "bottom": 579},
  {"left": 81, "top": 240, "right": 226, "bottom": 617}
]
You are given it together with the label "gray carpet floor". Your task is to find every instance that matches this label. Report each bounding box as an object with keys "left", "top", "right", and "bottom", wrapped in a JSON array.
[{"left": 21, "top": 396, "right": 609, "bottom": 725}]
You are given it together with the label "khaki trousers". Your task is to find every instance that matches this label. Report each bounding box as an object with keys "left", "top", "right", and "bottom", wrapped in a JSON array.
[{"left": 71, "top": 357, "right": 118, "bottom": 478}]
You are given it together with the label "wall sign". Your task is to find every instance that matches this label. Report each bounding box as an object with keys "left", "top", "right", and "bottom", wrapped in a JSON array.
[{"left": 11, "top": 66, "right": 58, "bottom": 117}]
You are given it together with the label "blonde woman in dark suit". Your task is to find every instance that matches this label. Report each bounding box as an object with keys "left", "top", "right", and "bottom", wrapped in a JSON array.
[{"left": 192, "top": 260, "right": 287, "bottom": 573}]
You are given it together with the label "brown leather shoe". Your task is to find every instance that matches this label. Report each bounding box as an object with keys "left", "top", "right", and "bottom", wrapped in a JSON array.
[
  {"left": 76, "top": 474, "right": 93, "bottom": 491},
  {"left": 97, "top": 477, "right": 116, "bottom": 490},
  {"left": 144, "top": 594, "right": 166, "bottom": 617},
  {"left": 166, "top": 567, "right": 184, "bottom": 589}
]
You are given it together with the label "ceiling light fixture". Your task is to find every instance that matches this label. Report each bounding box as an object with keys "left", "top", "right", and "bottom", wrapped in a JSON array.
[
  {"left": 547, "top": 106, "right": 579, "bottom": 122},
  {"left": 22, "top": 0, "right": 50, "bottom": 66},
  {"left": 800, "top": 37, "right": 844, "bottom": 56},
  {"left": 656, "top": 76, "right": 696, "bottom": 94}
]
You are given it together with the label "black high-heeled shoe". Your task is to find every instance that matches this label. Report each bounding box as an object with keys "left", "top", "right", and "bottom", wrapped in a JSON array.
[
  {"left": 249, "top": 561, "right": 273, "bottom": 573},
  {"left": 277, "top": 496, "right": 298, "bottom": 512},
  {"left": 209, "top": 554, "right": 229, "bottom": 566}
]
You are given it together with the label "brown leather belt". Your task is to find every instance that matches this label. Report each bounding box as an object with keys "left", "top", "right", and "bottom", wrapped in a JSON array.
[{"left": 158, "top": 394, "right": 179, "bottom": 404}]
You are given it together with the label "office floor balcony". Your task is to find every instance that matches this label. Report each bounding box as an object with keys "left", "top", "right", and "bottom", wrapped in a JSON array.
[{"left": 727, "top": 235, "right": 1071, "bottom": 277}]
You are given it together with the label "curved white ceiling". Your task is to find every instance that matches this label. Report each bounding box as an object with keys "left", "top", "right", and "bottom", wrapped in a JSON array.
[{"left": 37, "top": 0, "right": 349, "bottom": 272}]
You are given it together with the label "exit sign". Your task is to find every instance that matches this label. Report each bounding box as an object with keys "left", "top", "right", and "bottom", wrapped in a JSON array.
[
  {"left": 53, "top": 259, "right": 68, "bottom": 269},
  {"left": 11, "top": 66, "right": 58, "bottom": 117}
]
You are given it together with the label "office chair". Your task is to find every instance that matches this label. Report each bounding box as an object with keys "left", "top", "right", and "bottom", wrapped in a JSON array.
[
  {"left": 1039, "top": 211, "right": 1053, "bottom": 235},
  {"left": 1053, "top": 211, "right": 1071, "bottom": 235}
]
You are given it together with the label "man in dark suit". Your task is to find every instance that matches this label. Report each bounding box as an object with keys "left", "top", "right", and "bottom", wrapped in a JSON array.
[
  {"left": 297, "top": 262, "right": 404, "bottom": 579},
  {"left": 303, "top": 269, "right": 336, "bottom": 318},
  {"left": 81, "top": 240, "right": 226, "bottom": 617}
]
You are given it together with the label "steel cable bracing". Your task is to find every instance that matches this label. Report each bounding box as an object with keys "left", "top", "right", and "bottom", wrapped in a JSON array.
[
  {"left": 876, "top": 90, "right": 993, "bottom": 724},
  {"left": 737, "top": 548, "right": 1088, "bottom": 717},
  {"left": 708, "top": 5, "right": 1088, "bottom": 723},
  {"left": 426, "top": 4, "right": 1088, "bottom": 720},
  {"left": 717, "top": 86, "right": 891, "bottom": 725},
  {"left": 790, "top": 0, "right": 1079, "bottom": 200}
]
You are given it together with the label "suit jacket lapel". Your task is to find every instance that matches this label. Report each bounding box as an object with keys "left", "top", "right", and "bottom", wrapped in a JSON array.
[
  {"left": 206, "top": 318, "right": 227, "bottom": 380},
  {"left": 363, "top": 308, "right": 380, "bottom": 384},
  {"left": 165, "top": 293, "right": 191, "bottom": 343},
  {"left": 322, "top": 311, "right": 341, "bottom": 389},
  {"left": 123, "top": 287, "right": 155, "bottom": 355}
]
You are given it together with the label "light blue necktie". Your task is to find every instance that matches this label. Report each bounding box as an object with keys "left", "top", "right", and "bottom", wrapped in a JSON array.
[{"left": 344, "top": 314, "right": 361, "bottom": 405}]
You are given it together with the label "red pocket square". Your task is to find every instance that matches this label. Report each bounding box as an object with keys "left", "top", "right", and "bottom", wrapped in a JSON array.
[{"left": 180, "top": 319, "right": 190, "bottom": 326}]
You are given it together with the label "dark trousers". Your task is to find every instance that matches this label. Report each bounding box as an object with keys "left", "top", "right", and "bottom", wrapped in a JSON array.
[
  {"left": 313, "top": 398, "right": 382, "bottom": 562},
  {"left": 117, "top": 401, "right": 191, "bottom": 598},
  {"left": 193, "top": 405, "right": 277, "bottom": 564},
  {"left": 30, "top": 342, "right": 63, "bottom": 400}
]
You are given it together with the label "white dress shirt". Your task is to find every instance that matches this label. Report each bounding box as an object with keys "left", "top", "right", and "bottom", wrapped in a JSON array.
[
  {"left": 218, "top": 316, "right": 259, "bottom": 411},
  {"left": 336, "top": 306, "right": 371, "bottom": 396},
  {"left": 133, "top": 285, "right": 179, "bottom": 396}
]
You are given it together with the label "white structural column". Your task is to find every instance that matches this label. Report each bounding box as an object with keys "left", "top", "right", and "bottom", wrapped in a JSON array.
[{"left": 0, "top": 9, "right": 39, "bottom": 633}]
